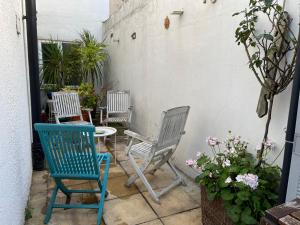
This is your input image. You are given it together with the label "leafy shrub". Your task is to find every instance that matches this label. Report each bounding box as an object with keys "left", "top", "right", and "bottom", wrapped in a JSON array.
[{"left": 187, "top": 132, "right": 280, "bottom": 225}]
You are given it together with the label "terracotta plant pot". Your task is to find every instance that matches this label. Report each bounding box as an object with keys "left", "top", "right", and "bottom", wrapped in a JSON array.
[
  {"left": 81, "top": 110, "right": 90, "bottom": 122},
  {"left": 201, "top": 186, "right": 234, "bottom": 225}
]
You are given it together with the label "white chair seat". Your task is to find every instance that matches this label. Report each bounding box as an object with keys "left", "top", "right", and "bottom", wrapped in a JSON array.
[
  {"left": 62, "top": 121, "right": 91, "bottom": 125},
  {"left": 130, "top": 142, "right": 153, "bottom": 158},
  {"left": 103, "top": 117, "right": 128, "bottom": 123}
]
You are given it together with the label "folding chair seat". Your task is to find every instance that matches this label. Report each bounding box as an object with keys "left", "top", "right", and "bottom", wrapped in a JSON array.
[{"left": 124, "top": 106, "right": 190, "bottom": 203}]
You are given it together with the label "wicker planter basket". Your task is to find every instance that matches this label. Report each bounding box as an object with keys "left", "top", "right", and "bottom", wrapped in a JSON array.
[{"left": 201, "top": 186, "right": 234, "bottom": 225}]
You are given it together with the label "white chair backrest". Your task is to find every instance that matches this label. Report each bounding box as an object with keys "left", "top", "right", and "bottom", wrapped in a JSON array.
[
  {"left": 107, "top": 90, "right": 130, "bottom": 114},
  {"left": 52, "top": 92, "right": 82, "bottom": 119},
  {"left": 156, "top": 106, "right": 190, "bottom": 150}
]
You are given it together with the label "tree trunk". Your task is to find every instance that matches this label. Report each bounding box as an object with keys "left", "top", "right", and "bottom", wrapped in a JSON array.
[{"left": 257, "top": 94, "right": 275, "bottom": 166}]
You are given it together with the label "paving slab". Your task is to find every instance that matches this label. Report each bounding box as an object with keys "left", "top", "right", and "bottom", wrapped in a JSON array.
[
  {"left": 161, "top": 208, "right": 202, "bottom": 225},
  {"left": 143, "top": 186, "right": 200, "bottom": 217},
  {"left": 101, "top": 164, "right": 126, "bottom": 178},
  {"left": 49, "top": 208, "right": 105, "bottom": 225},
  {"left": 103, "top": 194, "right": 157, "bottom": 225},
  {"left": 138, "top": 219, "right": 164, "bottom": 225},
  {"left": 105, "top": 175, "right": 139, "bottom": 199}
]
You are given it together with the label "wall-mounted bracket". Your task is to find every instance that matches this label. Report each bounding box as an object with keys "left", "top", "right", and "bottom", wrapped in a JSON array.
[
  {"left": 171, "top": 10, "right": 184, "bottom": 16},
  {"left": 203, "top": 0, "right": 217, "bottom": 3}
]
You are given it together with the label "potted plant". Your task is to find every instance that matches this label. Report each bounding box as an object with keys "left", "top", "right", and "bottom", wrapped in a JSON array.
[
  {"left": 187, "top": 132, "right": 280, "bottom": 225},
  {"left": 77, "top": 30, "right": 107, "bottom": 86},
  {"left": 78, "top": 83, "right": 98, "bottom": 119}
]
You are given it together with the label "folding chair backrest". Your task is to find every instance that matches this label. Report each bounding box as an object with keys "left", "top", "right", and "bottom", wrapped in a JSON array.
[
  {"left": 34, "top": 123, "right": 99, "bottom": 179},
  {"left": 107, "top": 90, "right": 130, "bottom": 114},
  {"left": 156, "top": 106, "right": 190, "bottom": 150},
  {"left": 52, "top": 92, "right": 82, "bottom": 120}
]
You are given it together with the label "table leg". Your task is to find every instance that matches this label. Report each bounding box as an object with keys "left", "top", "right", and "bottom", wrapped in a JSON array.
[
  {"left": 98, "top": 137, "right": 101, "bottom": 153},
  {"left": 114, "top": 133, "right": 117, "bottom": 164}
]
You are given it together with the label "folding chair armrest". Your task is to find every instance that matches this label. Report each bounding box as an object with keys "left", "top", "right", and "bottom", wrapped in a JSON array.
[
  {"left": 82, "top": 108, "right": 93, "bottom": 112},
  {"left": 81, "top": 108, "right": 93, "bottom": 124},
  {"left": 124, "top": 130, "right": 156, "bottom": 144}
]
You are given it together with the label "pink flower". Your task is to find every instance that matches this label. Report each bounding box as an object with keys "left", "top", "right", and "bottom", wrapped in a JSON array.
[
  {"left": 233, "top": 136, "right": 241, "bottom": 145},
  {"left": 185, "top": 159, "right": 195, "bottom": 166},
  {"left": 206, "top": 136, "right": 220, "bottom": 146},
  {"left": 236, "top": 173, "right": 259, "bottom": 190},
  {"left": 264, "top": 139, "right": 275, "bottom": 150},
  {"left": 222, "top": 159, "right": 231, "bottom": 167}
]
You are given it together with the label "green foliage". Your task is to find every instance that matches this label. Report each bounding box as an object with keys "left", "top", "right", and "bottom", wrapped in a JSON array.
[
  {"left": 233, "top": 0, "right": 297, "bottom": 94},
  {"left": 192, "top": 132, "right": 280, "bottom": 225},
  {"left": 40, "top": 30, "right": 107, "bottom": 88},
  {"left": 78, "top": 83, "right": 98, "bottom": 109},
  {"left": 25, "top": 203, "right": 32, "bottom": 221},
  {"left": 78, "top": 30, "right": 107, "bottom": 85}
]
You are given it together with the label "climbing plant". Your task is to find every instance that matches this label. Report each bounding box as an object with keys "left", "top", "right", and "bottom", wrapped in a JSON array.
[{"left": 233, "top": 0, "right": 298, "bottom": 165}]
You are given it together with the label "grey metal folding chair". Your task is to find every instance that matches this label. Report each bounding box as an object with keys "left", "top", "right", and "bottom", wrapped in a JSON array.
[
  {"left": 124, "top": 106, "right": 190, "bottom": 203},
  {"left": 100, "top": 90, "right": 132, "bottom": 128}
]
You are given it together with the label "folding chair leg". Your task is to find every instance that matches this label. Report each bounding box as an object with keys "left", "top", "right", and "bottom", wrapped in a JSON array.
[
  {"left": 167, "top": 161, "right": 186, "bottom": 186},
  {"left": 97, "top": 155, "right": 110, "bottom": 225},
  {"left": 127, "top": 154, "right": 160, "bottom": 203},
  {"left": 44, "top": 186, "right": 58, "bottom": 224}
]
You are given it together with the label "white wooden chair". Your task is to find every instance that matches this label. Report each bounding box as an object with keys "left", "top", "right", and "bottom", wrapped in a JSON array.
[
  {"left": 100, "top": 90, "right": 132, "bottom": 127},
  {"left": 52, "top": 92, "right": 93, "bottom": 125},
  {"left": 124, "top": 106, "right": 190, "bottom": 203}
]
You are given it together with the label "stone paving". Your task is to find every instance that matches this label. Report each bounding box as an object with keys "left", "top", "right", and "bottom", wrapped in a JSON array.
[{"left": 26, "top": 139, "right": 202, "bottom": 225}]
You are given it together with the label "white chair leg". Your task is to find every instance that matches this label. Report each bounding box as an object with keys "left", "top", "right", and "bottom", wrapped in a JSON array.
[{"left": 127, "top": 154, "right": 160, "bottom": 203}]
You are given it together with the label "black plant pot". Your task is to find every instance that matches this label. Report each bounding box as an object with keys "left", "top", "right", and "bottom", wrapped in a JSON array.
[{"left": 46, "top": 91, "right": 52, "bottom": 99}]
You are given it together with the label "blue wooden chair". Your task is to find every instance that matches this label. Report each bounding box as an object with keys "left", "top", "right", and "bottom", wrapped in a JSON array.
[{"left": 34, "top": 123, "right": 110, "bottom": 225}]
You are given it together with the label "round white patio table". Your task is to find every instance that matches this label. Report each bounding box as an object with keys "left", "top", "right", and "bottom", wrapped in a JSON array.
[{"left": 95, "top": 126, "right": 117, "bottom": 165}]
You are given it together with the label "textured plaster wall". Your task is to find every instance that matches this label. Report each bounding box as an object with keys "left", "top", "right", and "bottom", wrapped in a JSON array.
[
  {"left": 104, "top": 0, "right": 300, "bottom": 176},
  {"left": 37, "top": 0, "right": 110, "bottom": 41},
  {"left": 0, "top": 0, "right": 32, "bottom": 224}
]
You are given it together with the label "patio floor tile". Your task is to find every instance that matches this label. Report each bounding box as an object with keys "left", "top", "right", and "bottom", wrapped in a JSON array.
[
  {"left": 27, "top": 135, "right": 201, "bottom": 225},
  {"left": 105, "top": 175, "right": 139, "bottom": 199},
  {"left": 161, "top": 208, "right": 202, "bottom": 225},
  {"left": 142, "top": 186, "right": 200, "bottom": 217},
  {"left": 49, "top": 208, "right": 105, "bottom": 225},
  {"left": 135, "top": 165, "right": 177, "bottom": 192},
  {"left": 100, "top": 164, "right": 126, "bottom": 178},
  {"left": 103, "top": 193, "right": 157, "bottom": 225},
  {"left": 138, "top": 219, "right": 164, "bottom": 225}
]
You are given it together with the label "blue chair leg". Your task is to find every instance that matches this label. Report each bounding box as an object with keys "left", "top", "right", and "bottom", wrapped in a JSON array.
[
  {"left": 44, "top": 185, "right": 58, "bottom": 224},
  {"left": 55, "top": 179, "right": 72, "bottom": 205},
  {"left": 97, "top": 155, "right": 110, "bottom": 225}
]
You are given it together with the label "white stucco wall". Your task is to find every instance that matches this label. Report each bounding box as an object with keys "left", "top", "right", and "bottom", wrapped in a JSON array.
[
  {"left": 0, "top": 0, "right": 32, "bottom": 224},
  {"left": 104, "top": 0, "right": 300, "bottom": 176},
  {"left": 37, "top": 0, "right": 110, "bottom": 41}
]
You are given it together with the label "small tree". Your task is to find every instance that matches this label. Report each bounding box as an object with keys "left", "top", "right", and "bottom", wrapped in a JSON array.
[{"left": 233, "top": 0, "right": 298, "bottom": 165}]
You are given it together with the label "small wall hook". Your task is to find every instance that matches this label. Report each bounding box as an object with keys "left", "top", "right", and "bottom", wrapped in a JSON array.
[{"left": 131, "top": 32, "right": 136, "bottom": 40}]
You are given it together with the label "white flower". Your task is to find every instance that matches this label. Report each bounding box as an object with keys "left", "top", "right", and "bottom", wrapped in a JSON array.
[
  {"left": 225, "top": 177, "right": 232, "bottom": 184},
  {"left": 229, "top": 148, "right": 236, "bottom": 154},
  {"left": 222, "top": 159, "right": 231, "bottom": 167},
  {"left": 235, "top": 173, "right": 259, "bottom": 190},
  {"left": 233, "top": 136, "right": 241, "bottom": 145},
  {"left": 196, "top": 152, "right": 201, "bottom": 157},
  {"left": 206, "top": 136, "right": 220, "bottom": 146},
  {"left": 209, "top": 172, "right": 213, "bottom": 178}
]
